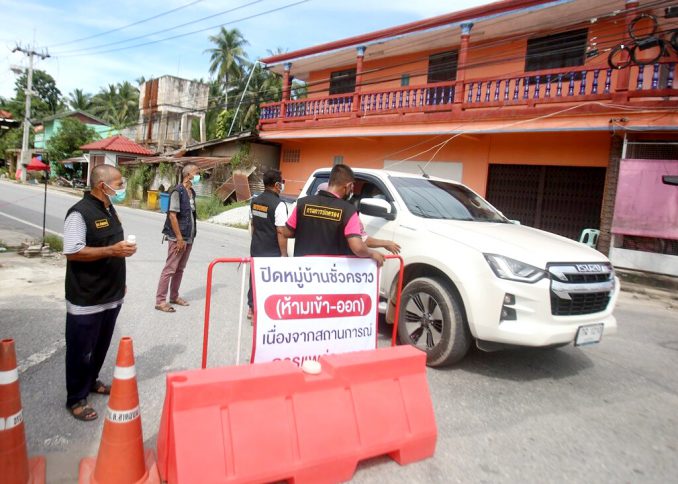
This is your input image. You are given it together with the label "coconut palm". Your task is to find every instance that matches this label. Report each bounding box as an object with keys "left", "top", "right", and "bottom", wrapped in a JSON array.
[
  {"left": 204, "top": 27, "right": 249, "bottom": 109},
  {"left": 91, "top": 82, "right": 140, "bottom": 129},
  {"left": 67, "top": 89, "right": 93, "bottom": 112}
]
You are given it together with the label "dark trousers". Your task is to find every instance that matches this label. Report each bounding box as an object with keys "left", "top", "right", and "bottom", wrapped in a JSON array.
[
  {"left": 247, "top": 274, "right": 253, "bottom": 309},
  {"left": 65, "top": 305, "right": 120, "bottom": 407}
]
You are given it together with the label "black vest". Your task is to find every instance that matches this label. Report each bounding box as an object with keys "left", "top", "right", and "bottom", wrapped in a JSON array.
[
  {"left": 65, "top": 193, "right": 126, "bottom": 306},
  {"left": 293, "top": 191, "right": 357, "bottom": 257},
  {"left": 250, "top": 189, "right": 285, "bottom": 256},
  {"left": 162, "top": 184, "right": 196, "bottom": 240}
]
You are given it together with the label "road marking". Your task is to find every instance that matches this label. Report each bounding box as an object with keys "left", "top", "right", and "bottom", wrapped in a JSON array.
[
  {"left": 18, "top": 339, "right": 66, "bottom": 374},
  {"left": 0, "top": 211, "right": 62, "bottom": 236}
]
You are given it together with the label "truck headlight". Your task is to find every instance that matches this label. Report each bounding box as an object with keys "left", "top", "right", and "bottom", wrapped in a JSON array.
[{"left": 484, "top": 254, "right": 547, "bottom": 283}]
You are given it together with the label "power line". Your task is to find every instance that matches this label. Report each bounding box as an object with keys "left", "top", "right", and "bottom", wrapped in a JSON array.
[
  {"left": 48, "top": 0, "right": 205, "bottom": 48},
  {"left": 52, "top": 0, "right": 312, "bottom": 59},
  {"left": 52, "top": 0, "right": 265, "bottom": 55}
]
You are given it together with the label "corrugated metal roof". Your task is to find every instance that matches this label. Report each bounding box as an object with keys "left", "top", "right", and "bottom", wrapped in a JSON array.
[
  {"left": 80, "top": 135, "right": 155, "bottom": 155},
  {"left": 132, "top": 155, "right": 232, "bottom": 171}
]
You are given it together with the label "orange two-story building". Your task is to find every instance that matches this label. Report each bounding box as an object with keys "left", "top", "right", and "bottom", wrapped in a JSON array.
[{"left": 258, "top": 0, "right": 678, "bottom": 274}]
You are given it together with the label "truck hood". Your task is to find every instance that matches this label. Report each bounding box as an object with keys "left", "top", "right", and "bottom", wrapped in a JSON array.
[{"left": 427, "top": 220, "right": 608, "bottom": 267}]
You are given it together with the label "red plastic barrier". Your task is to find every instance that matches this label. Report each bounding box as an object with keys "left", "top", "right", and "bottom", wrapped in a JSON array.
[{"left": 157, "top": 345, "right": 436, "bottom": 483}]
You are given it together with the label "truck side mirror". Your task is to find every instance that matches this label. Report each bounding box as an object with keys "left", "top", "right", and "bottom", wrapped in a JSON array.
[{"left": 360, "top": 198, "right": 395, "bottom": 220}]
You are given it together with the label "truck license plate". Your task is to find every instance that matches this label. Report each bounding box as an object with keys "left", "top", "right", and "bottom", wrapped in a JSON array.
[{"left": 574, "top": 323, "right": 604, "bottom": 346}]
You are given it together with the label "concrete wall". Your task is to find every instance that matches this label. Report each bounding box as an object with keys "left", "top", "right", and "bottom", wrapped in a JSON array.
[{"left": 277, "top": 131, "right": 610, "bottom": 196}]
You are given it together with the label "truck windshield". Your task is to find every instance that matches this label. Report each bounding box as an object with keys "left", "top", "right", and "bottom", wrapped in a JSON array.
[{"left": 391, "top": 176, "right": 508, "bottom": 222}]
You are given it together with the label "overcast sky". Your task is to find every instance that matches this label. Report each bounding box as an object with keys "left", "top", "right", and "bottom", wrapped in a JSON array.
[{"left": 0, "top": 0, "right": 497, "bottom": 101}]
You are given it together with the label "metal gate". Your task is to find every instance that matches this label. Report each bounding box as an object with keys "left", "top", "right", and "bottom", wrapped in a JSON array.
[{"left": 485, "top": 164, "right": 606, "bottom": 240}]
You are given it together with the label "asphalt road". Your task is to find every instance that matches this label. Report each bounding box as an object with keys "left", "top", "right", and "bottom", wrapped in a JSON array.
[{"left": 1, "top": 180, "right": 677, "bottom": 483}]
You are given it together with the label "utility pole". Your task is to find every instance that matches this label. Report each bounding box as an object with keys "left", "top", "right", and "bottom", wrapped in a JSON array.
[{"left": 12, "top": 44, "right": 50, "bottom": 182}]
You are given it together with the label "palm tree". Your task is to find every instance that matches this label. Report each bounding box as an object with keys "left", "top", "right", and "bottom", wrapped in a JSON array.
[
  {"left": 90, "top": 82, "right": 139, "bottom": 129},
  {"left": 68, "top": 89, "right": 93, "bottom": 112},
  {"left": 91, "top": 84, "right": 119, "bottom": 126},
  {"left": 204, "top": 27, "right": 249, "bottom": 109}
]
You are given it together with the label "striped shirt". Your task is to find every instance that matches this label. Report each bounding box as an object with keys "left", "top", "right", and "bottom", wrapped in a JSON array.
[{"left": 63, "top": 211, "right": 124, "bottom": 315}]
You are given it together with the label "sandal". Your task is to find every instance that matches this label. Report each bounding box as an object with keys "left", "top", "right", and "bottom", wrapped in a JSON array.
[
  {"left": 170, "top": 297, "right": 190, "bottom": 306},
  {"left": 90, "top": 380, "right": 111, "bottom": 395},
  {"left": 155, "top": 303, "right": 176, "bottom": 313},
  {"left": 68, "top": 399, "right": 98, "bottom": 421}
]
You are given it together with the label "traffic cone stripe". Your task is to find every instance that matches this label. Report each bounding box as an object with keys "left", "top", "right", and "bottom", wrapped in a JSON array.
[
  {"left": 0, "top": 368, "right": 18, "bottom": 384},
  {"left": 0, "top": 409, "right": 23, "bottom": 431},
  {"left": 105, "top": 405, "right": 140, "bottom": 424},
  {"left": 113, "top": 365, "right": 136, "bottom": 380}
]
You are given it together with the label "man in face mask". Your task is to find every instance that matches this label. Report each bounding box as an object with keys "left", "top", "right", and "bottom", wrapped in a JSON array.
[
  {"left": 247, "top": 169, "right": 288, "bottom": 319},
  {"left": 63, "top": 164, "right": 137, "bottom": 421},
  {"left": 282, "top": 163, "right": 384, "bottom": 266},
  {"left": 155, "top": 163, "right": 199, "bottom": 312}
]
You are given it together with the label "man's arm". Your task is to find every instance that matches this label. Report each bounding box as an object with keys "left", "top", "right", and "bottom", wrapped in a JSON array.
[
  {"left": 347, "top": 237, "right": 385, "bottom": 267},
  {"left": 276, "top": 228, "right": 288, "bottom": 256},
  {"left": 366, "top": 237, "right": 401, "bottom": 254},
  {"left": 168, "top": 211, "right": 186, "bottom": 253},
  {"left": 64, "top": 211, "right": 136, "bottom": 261},
  {"left": 66, "top": 243, "right": 136, "bottom": 261}
]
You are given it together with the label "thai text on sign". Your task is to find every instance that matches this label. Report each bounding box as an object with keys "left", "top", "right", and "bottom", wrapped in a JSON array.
[{"left": 251, "top": 257, "right": 379, "bottom": 366}]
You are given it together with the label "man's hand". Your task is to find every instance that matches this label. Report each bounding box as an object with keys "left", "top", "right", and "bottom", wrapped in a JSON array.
[
  {"left": 111, "top": 241, "right": 137, "bottom": 258},
  {"left": 383, "top": 241, "right": 401, "bottom": 254},
  {"left": 174, "top": 239, "right": 186, "bottom": 254},
  {"left": 371, "top": 250, "right": 385, "bottom": 267}
]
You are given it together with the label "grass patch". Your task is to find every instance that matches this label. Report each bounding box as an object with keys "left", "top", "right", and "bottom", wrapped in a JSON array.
[
  {"left": 196, "top": 197, "right": 248, "bottom": 221},
  {"left": 44, "top": 234, "right": 63, "bottom": 252}
]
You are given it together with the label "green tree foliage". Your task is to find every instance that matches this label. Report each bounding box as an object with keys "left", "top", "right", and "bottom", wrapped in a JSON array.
[
  {"left": 5, "top": 69, "right": 63, "bottom": 121},
  {"left": 91, "top": 82, "right": 139, "bottom": 129},
  {"left": 45, "top": 117, "right": 98, "bottom": 162},
  {"left": 67, "top": 89, "right": 93, "bottom": 112},
  {"left": 205, "top": 28, "right": 249, "bottom": 109}
]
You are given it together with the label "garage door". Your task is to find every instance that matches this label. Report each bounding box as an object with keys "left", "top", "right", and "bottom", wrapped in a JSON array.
[{"left": 485, "top": 164, "right": 606, "bottom": 240}]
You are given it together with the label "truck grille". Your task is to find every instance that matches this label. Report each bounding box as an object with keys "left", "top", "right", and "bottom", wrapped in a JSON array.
[
  {"left": 550, "top": 292, "right": 611, "bottom": 316},
  {"left": 548, "top": 263, "right": 615, "bottom": 316}
]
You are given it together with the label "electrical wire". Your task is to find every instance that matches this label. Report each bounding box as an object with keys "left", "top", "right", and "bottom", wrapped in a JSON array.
[
  {"left": 53, "top": 0, "right": 312, "bottom": 58},
  {"left": 48, "top": 0, "right": 205, "bottom": 48},
  {"left": 52, "top": 0, "right": 266, "bottom": 55}
]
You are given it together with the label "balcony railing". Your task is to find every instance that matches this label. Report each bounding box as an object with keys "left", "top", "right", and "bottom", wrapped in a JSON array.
[{"left": 259, "top": 61, "right": 677, "bottom": 126}]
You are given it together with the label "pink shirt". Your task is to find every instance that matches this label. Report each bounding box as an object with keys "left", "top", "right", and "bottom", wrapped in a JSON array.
[{"left": 286, "top": 194, "right": 362, "bottom": 238}]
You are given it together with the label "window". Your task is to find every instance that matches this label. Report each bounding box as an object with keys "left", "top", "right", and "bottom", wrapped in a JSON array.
[
  {"left": 282, "top": 148, "right": 300, "bottom": 163},
  {"left": 427, "top": 51, "right": 458, "bottom": 83},
  {"left": 333, "top": 155, "right": 344, "bottom": 165},
  {"left": 117, "top": 155, "right": 136, "bottom": 165},
  {"left": 329, "top": 69, "right": 356, "bottom": 95},
  {"left": 401, "top": 74, "right": 410, "bottom": 87},
  {"left": 391, "top": 176, "right": 507, "bottom": 222},
  {"left": 525, "top": 28, "right": 588, "bottom": 72}
]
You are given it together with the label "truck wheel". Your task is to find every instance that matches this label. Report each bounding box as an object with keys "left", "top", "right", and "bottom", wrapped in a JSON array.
[{"left": 398, "top": 277, "right": 471, "bottom": 367}]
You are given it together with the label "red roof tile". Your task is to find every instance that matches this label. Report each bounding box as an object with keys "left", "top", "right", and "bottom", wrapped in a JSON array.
[
  {"left": 80, "top": 135, "right": 155, "bottom": 156},
  {"left": 0, "top": 109, "right": 13, "bottom": 119}
]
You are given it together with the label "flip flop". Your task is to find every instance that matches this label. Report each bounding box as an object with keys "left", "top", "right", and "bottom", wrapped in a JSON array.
[
  {"left": 155, "top": 303, "right": 176, "bottom": 313},
  {"left": 90, "top": 380, "right": 111, "bottom": 395},
  {"left": 170, "top": 298, "right": 190, "bottom": 306},
  {"left": 68, "top": 399, "right": 98, "bottom": 422}
]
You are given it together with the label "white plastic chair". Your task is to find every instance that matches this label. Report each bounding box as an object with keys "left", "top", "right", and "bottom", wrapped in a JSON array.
[{"left": 579, "top": 228, "right": 600, "bottom": 248}]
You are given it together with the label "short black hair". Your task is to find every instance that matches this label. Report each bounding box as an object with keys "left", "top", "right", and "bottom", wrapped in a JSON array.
[
  {"left": 329, "top": 164, "right": 354, "bottom": 186},
  {"left": 263, "top": 169, "right": 283, "bottom": 187}
]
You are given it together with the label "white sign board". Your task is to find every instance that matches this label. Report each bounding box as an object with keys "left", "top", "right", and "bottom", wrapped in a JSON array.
[{"left": 251, "top": 257, "right": 379, "bottom": 366}]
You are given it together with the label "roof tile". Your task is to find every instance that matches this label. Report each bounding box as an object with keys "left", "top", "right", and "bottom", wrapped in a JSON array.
[{"left": 80, "top": 135, "right": 155, "bottom": 156}]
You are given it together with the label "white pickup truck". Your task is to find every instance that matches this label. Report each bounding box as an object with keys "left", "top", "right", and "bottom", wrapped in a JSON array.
[{"left": 298, "top": 168, "right": 619, "bottom": 367}]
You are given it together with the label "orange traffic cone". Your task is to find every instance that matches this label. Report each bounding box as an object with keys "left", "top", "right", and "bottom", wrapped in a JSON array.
[
  {"left": 0, "top": 338, "right": 45, "bottom": 484},
  {"left": 79, "top": 337, "right": 160, "bottom": 484}
]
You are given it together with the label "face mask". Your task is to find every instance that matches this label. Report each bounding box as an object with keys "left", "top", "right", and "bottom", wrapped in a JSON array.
[
  {"left": 192, "top": 174, "right": 201, "bottom": 185},
  {"left": 105, "top": 183, "right": 126, "bottom": 204},
  {"left": 344, "top": 184, "right": 354, "bottom": 201},
  {"left": 278, "top": 182, "right": 285, "bottom": 193}
]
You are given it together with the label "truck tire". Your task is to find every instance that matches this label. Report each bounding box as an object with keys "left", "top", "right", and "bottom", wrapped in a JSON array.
[{"left": 398, "top": 277, "right": 471, "bottom": 367}]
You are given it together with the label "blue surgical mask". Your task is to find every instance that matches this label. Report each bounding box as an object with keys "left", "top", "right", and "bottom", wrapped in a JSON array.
[
  {"left": 192, "top": 174, "right": 201, "bottom": 185},
  {"left": 105, "top": 183, "right": 126, "bottom": 204}
]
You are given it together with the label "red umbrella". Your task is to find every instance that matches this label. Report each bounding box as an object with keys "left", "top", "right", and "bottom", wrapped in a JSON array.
[{"left": 25, "top": 156, "right": 50, "bottom": 248}]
